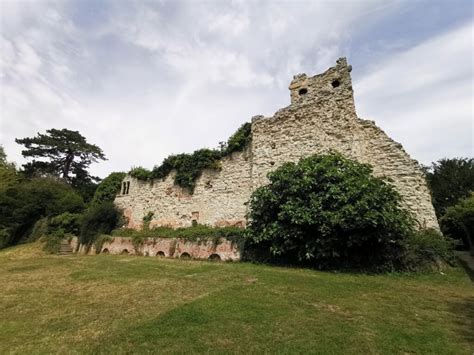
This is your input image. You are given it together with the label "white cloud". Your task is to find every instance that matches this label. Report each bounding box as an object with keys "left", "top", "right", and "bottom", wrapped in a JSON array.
[
  {"left": 354, "top": 21, "right": 474, "bottom": 164},
  {"left": 208, "top": 12, "right": 250, "bottom": 36},
  {"left": 0, "top": 0, "right": 471, "bottom": 181}
]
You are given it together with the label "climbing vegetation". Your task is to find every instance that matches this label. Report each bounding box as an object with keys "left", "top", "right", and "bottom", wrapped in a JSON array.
[
  {"left": 113, "top": 224, "right": 244, "bottom": 245},
  {"left": 129, "top": 122, "right": 251, "bottom": 192},
  {"left": 91, "top": 172, "right": 126, "bottom": 206}
]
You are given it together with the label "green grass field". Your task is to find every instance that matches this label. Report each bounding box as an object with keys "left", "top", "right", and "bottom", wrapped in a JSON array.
[{"left": 0, "top": 243, "right": 472, "bottom": 354}]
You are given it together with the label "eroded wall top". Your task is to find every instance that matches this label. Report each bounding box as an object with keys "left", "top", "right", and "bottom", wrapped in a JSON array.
[
  {"left": 115, "top": 58, "right": 439, "bottom": 231},
  {"left": 289, "top": 58, "right": 355, "bottom": 114}
]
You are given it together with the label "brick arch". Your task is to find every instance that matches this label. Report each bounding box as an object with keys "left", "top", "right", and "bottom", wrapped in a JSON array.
[
  {"left": 180, "top": 252, "right": 191, "bottom": 260},
  {"left": 208, "top": 253, "right": 221, "bottom": 261}
]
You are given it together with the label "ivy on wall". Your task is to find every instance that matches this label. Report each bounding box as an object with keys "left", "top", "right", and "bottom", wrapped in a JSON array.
[{"left": 129, "top": 122, "right": 251, "bottom": 192}]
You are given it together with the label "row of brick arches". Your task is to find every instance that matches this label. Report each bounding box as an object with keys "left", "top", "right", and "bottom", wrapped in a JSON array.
[{"left": 101, "top": 248, "right": 221, "bottom": 261}]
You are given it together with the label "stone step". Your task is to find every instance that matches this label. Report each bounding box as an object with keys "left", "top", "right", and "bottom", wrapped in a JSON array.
[{"left": 58, "top": 241, "right": 73, "bottom": 255}]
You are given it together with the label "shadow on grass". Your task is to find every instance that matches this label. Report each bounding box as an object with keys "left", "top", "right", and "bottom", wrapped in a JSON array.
[
  {"left": 456, "top": 255, "right": 474, "bottom": 282},
  {"left": 448, "top": 297, "right": 474, "bottom": 346}
]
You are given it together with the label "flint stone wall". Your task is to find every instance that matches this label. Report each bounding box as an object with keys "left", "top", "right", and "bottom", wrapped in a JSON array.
[
  {"left": 115, "top": 58, "right": 439, "bottom": 230},
  {"left": 69, "top": 236, "right": 240, "bottom": 261}
]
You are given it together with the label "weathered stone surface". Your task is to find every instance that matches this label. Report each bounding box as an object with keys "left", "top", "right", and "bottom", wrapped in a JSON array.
[
  {"left": 115, "top": 58, "right": 439, "bottom": 230},
  {"left": 68, "top": 236, "right": 240, "bottom": 261}
]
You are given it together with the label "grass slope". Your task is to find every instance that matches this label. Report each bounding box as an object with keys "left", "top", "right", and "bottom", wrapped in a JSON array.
[{"left": 0, "top": 243, "right": 473, "bottom": 354}]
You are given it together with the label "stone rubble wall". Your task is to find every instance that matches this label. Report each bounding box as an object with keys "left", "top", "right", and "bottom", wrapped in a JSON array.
[
  {"left": 115, "top": 149, "right": 252, "bottom": 229},
  {"left": 69, "top": 236, "right": 240, "bottom": 261},
  {"left": 115, "top": 58, "right": 439, "bottom": 230}
]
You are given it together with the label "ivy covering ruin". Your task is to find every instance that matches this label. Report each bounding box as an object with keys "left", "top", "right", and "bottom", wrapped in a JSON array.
[{"left": 129, "top": 122, "right": 251, "bottom": 192}]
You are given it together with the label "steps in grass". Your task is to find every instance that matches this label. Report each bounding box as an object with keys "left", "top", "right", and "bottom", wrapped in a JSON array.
[{"left": 58, "top": 240, "right": 73, "bottom": 256}]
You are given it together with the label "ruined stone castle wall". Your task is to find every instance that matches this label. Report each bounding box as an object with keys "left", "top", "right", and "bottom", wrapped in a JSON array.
[
  {"left": 115, "top": 149, "right": 252, "bottom": 229},
  {"left": 115, "top": 58, "right": 439, "bottom": 230}
]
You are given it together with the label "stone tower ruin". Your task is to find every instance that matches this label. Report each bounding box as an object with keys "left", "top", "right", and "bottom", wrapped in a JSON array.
[{"left": 115, "top": 58, "right": 439, "bottom": 230}]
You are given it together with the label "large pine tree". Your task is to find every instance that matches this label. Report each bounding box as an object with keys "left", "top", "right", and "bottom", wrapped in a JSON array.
[{"left": 15, "top": 128, "right": 106, "bottom": 187}]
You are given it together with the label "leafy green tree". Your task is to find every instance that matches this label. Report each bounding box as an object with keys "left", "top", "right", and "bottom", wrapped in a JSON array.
[
  {"left": 440, "top": 194, "right": 474, "bottom": 254},
  {"left": 0, "top": 146, "right": 18, "bottom": 193},
  {"left": 79, "top": 202, "right": 121, "bottom": 245},
  {"left": 15, "top": 129, "right": 106, "bottom": 188},
  {"left": 0, "top": 178, "right": 85, "bottom": 248},
  {"left": 425, "top": 158, "right": 474, "bottom": 217},
  {"left": 245, "top": 153, "right": 415, "bottom": 270},
  {"left": 91, "top": 172, "right": 126, "bottom": 206}
]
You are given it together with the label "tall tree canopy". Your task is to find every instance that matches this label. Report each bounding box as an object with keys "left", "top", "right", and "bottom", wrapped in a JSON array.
[
  {"left": 0, "top": 146, "right": 18, "bottom": 193},
  {"left": 15, "top": 129, "right": 106, "bottom": 187},
  {"left": 425, "top": 158, "right": 474, "bottom": 217}
]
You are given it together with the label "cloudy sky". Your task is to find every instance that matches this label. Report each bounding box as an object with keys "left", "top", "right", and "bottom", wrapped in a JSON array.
[{"left": 1, "top": 0, "right": 472, "bottom": 178}]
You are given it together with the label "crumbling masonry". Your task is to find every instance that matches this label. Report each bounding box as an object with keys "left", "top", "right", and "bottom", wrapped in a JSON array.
[{"left": 115, "top": 58, "right": 439, "bottom": 231}]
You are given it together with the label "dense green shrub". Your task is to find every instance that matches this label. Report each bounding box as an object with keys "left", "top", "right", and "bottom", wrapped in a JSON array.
[
  {"left": 0, "top": 228, "right": 11, "bottom": 249},
  {"left": 425, "top": 158, "right": 474, "bottom": 217},
  {"left": 440, "top": 194, "right": 474, "bottom": 253},
  {"left": 49, "top": 212, "right": 82, "bottom": 235},
  {"left": 0, "top": 178, "right": 85, "bottom": 248},
  {"left": 401, "top": 229, "right": 455, "bottom": 271},
  {"left": 91, "top": 172, "right": 126, "bottom": 205},
  {"left": 28, "top": 217, "right": 50, "bottom": 241},
  {"left": 245, "top": 153, "right": 415, "bottom": 271},
  {"left": 42, "top": 229, "right": 69, "bottom": 254},
  {"left": 27, "top": 213, "right": 81, "bottom": 245},
  {"left": 129, "top": 122, "right": 251, "bottom": 192},
  {"left": 79, "top": 202, "right": 121, "bottom": 245}
]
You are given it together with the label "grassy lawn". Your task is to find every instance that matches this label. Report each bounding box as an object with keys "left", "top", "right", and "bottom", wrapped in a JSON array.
[{"left": 0, "top": 243, "right": 472, "bottom": 354}]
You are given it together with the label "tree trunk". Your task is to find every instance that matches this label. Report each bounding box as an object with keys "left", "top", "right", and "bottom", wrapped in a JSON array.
[{"left": 63, "top": 151, "right": 74, "bottom": 180}]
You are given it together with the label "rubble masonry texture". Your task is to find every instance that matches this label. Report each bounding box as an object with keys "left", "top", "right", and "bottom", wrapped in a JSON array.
[
  {"left": 69, "top": 236, "right": 240, "bottom": 261},
  {"left": 115, "top": 58, "right": 439, "bottom": 231}
]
